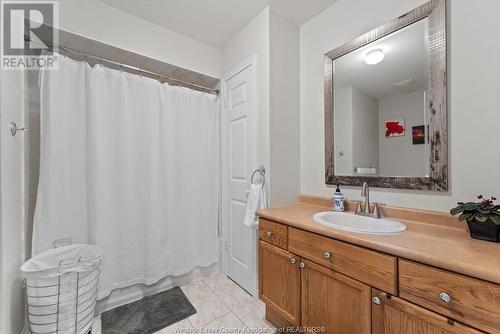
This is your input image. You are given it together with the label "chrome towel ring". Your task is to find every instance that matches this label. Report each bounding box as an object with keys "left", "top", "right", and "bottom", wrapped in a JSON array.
[{"left": 250, "top": 166, "right": 266, "bottom": 187}]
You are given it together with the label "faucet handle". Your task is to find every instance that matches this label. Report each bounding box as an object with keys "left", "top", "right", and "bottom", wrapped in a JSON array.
[
  {"left": 372, "top": 202, "right": 384, "bottom": 218},
  {"left": 355, "top": 201, "right": 362, "bottom": 213}
]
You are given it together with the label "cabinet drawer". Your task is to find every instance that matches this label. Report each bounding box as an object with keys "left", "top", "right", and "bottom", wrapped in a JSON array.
[
  {"left": 399, "top": 259, "right": 500, "bottom": 334},
  {"left": 259, "top": 219, "right": 288, "bottom": 250},
  {"left": 289, "top": 227, "right": 335, "bottom": 268},
  {"left": 289, "top": 227, "right": 397, "bottom": 294},
  {"left": 331, "top": 239, "right": 397, "bottom": 295}
]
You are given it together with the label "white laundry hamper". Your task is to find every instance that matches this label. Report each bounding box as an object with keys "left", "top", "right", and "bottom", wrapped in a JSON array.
[{"left": 21, "top": 243, "right": 103, "bottom": 334}]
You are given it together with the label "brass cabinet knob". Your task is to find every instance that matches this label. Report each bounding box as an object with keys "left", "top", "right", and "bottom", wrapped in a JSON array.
[
  {"left": 439, "top": 292, "right": 451, "bottom": 303},
  {"left": 290, "top": 258, "right": 296, "bottom": 264},
  {"left": 324, "top": 251, "right": 331, "bottom": 259},
  {"left": 372, "top": 297, "right": 381, "bottom": 305},
  {"left": 266, "top": 231, "right": 272, "bottom": 238}
]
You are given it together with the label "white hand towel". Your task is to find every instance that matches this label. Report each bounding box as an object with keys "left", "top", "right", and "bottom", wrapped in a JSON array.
[{"left": 244, "top": 184, "right": 267, "bottom": 227}]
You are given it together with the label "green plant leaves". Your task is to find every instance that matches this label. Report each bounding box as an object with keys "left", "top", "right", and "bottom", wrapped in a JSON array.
[
  {"left": 463, "top": 202, "right": 479, "bottom": 211},
  {"left": 490, "top": 214, "right": 500, "bottom": 225},
  {"left": 459, "top": 212, "right": 473, "bottom": 222},
  {"left": 475, "top": 213, "right": 488, "bottom": 222},
  {"left": 478, "top": 207, "right": 492, "bottom": 214},
  {"left": 450, "top": 206, "right": 464, "bottom": 216},
  {"left": 451, "top": 198, "right": 500, "bottom": 223}
]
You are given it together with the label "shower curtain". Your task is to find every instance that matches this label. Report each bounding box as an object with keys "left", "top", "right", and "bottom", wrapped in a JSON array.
[{"left": 32, "top": 55, "right": 220, "bottom": 299}]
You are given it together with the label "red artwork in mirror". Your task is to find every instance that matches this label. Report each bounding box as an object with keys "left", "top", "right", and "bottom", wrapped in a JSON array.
[{"left": 385, "top": 119, "right": 405, "bottom": 137}]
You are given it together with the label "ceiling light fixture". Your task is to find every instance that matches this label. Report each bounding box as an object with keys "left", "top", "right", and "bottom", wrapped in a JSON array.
[{"left": 364, "top": 49, "right": 385, "bottom": 65}]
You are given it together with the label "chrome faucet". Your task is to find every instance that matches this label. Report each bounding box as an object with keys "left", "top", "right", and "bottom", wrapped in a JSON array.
[{"left": 355, "top": 182, "right": 381, "bottom": 218}]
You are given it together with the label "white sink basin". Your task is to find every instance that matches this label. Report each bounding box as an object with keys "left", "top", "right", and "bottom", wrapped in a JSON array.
[{"left": 313, "top": 211, "right": 406, "bottom": 235}]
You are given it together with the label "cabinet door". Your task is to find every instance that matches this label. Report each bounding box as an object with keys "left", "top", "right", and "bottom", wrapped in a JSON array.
[
  {"left": 259, "top": 241, "right": 301, "bottom": 325},
  {"left": 371, "top": 289, "right": 482, "bottom": 334},
  {"left": 301, "top": 259, "right": 371, "bottom": 334}
]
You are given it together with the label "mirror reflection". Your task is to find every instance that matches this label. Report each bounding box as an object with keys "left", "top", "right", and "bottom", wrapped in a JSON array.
[{"left": 334, "top": 18, "right": 429, "bottom": 177}]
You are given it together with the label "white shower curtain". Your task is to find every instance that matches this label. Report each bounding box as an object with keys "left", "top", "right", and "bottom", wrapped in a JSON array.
[{"left": 33, "top": 55, "right": 220, "bottom": 299}]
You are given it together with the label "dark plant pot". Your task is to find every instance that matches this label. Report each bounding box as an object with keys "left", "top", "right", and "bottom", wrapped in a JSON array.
[{"left": 467, "top": 218, "right": 500, "bottom": 242}]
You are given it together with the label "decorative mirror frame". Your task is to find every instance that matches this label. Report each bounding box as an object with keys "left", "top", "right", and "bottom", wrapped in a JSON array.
[{"left": 324, "top": 0, "right": 447, "bottom": 191}]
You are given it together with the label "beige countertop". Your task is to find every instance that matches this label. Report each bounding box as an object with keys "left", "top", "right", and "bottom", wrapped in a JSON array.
[{"left": 257, "top": 201, "right": 500, "bottom": 285}]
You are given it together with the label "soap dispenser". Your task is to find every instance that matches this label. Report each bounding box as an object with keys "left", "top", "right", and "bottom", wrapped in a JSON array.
[{"left": 332, "top": 185, "right": 345, "bottom": 212}]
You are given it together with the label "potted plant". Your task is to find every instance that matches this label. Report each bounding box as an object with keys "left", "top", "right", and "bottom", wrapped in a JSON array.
[{"left": 450, "top": 195, "right": 500, "bottom": 242}]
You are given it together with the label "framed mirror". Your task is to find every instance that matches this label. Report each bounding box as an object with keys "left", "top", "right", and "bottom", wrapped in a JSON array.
[{"left": 324, "top": 0, "right": 447, "bottom": 191}]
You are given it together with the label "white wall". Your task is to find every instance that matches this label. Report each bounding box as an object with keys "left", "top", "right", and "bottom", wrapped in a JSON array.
[
  {"left": 222, "top": 7, "right": 271, "bottom": 200},
  {"left": 300, "top": 0, "right": 500, "bottom": 212},
  {"left": 352, "top": 87, "right": 379, "bottom": 173},
  {"left": 0, "top": 71, "right": 26, "bottom": 334},
  {"left": 221, "top": 7, "right": 300, "bottom": 206},
  {"left": 269, "top": 10, "right": 300, "bottom": 205},
  {"left": 334, "top": 86, "right": 353, "bottom": 175},
  {"left": 58, "top": 0, "right": 221, "bottom": 77},
  {"left": 334, "top": 86, "right": 379, "bottom": 176},
  {"left": 378, "top": 89, "right": 426, "bottom": 177}
]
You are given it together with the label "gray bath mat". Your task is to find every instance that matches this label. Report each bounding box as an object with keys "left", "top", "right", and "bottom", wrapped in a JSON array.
[{"left": 101, "top": 287, "right": 196, "bottom": 334}]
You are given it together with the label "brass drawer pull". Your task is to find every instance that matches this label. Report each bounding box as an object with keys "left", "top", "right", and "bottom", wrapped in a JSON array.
[
  {"left": 324, "top": 251, "right": 331, "bottom": 259},
  {"left": 266, "top": 231, "right": 272, "bottom": 238}
]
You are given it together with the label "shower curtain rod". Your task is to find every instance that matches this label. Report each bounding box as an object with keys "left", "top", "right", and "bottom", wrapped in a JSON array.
[{"left": 26, "top": 36, "right": 220, "bottom": 95}]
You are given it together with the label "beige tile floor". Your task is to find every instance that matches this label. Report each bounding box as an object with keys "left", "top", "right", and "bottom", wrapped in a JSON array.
[{"left": 91, "top": 273, "right": 276, "bottom": 334}]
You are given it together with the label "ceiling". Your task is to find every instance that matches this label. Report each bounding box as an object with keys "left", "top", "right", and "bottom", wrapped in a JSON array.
[
  {"left": 98, "top": 0, "right": 338, "bottom": 48},
  {"left": 335, "top": 18, "right": 428, "bottom": 99}
]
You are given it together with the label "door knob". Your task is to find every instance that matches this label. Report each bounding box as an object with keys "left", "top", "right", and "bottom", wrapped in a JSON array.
[
  {"left": 299, "top": 262, "right": 305, "bottom": 269},
  {"left": 372, "top": 297, "right": 381, "bottom": 305},
  {"left": 290, "top": 258, "right": 296, "bottom": 264}
]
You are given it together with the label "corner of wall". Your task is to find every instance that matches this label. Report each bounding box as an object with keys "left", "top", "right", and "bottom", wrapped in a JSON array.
[
  {"left": 221, "top": 6, "right": 272, "bottom": 203},
  {"left": 268, "top": 11, "right": 300, "bottom": 206}
]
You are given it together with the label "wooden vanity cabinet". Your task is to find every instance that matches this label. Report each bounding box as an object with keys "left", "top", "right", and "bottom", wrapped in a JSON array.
[
  {"left": 301, "top": 259, "right": 371, "bottom": 333},
  {"left": 258, "top": 218, "right": 500, "bottom": 334},
  {"left": 259, "top": 241, "right": 301, "bottom": 325},
  {"left": 371, "top": 290, "right": 482, "bottom": 334}
]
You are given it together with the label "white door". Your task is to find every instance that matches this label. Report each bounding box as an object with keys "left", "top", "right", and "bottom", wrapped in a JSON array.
[{"left": 222, "top": 56, "right": 257, "bottom": 296}]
